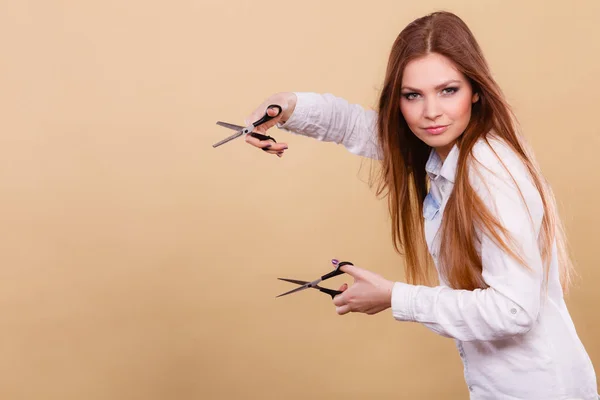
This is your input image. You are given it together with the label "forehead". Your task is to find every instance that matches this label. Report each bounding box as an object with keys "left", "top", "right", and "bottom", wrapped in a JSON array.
[{"left": 401, "top": 53, "right": 466, "bottom": 88}]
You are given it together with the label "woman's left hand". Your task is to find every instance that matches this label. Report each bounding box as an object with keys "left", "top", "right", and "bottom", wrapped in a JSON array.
[{"left": 332, "top": 263, "right": 395, "bottom": 315}]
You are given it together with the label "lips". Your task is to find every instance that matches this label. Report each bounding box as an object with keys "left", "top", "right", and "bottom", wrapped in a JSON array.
[{"left": 424, "top": 125, "right": 449, "bottom": 135}]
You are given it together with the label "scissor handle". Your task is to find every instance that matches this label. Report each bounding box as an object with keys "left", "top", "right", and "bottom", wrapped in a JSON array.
[
  {"left": 320, "top": 288, "right": 343, "bottom": 299},
  {"left": 250, "top": 132, "right": 277, "bottom": 152},
  {"left": 320, "top": 261, "right": 353, "bottom": 281},
  {"left": 249, "top": 104, "right": 281, "bottom": 151},
  {"left": 252, "top": 104, "right": 282, "bottom": 128}
]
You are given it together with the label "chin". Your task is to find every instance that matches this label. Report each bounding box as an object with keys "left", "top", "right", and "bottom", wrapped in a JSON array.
[{"left": 420, "top": 134, "right": 456, "bottom": 149}]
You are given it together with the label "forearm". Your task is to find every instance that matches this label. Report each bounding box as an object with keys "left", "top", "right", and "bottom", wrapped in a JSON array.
[
  {"left": 278, "top": 92, "right": 381, "bottom": 159},
  {"left": 391, "top": 282, "right": 539, "bottom": 341}
]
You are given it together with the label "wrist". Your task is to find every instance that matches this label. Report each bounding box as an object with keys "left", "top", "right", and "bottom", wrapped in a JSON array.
[
  {"left": 382, "top": 279, "right": 394, "bottom": 309},
  {"left": 278, "top": 92, "right": 297, "bottom": 124}
]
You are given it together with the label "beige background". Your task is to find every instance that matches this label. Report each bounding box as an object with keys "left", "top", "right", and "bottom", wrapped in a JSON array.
[{"left": 0, "top": 0, "right": 598, "bottom": 399}]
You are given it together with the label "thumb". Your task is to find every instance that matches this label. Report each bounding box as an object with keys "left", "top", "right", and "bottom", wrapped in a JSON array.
[
  {"left": 244, "top": 102, "right": 287, "bottom": 126},
  {"left": 339, "top": 263, "right": 364, "bottom": 279},
  {"left": 268, "top": 103, "right": 287, "bottom": 117}
]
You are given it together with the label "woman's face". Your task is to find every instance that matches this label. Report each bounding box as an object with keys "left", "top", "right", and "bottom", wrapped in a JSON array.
[{"left": 399, "top": 52, "right": 479, "bottom": 161}]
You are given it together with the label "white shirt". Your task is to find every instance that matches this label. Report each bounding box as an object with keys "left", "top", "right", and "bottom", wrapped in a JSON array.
[{"left": 278, "top": 92, "right": 598, "bottom": 399}]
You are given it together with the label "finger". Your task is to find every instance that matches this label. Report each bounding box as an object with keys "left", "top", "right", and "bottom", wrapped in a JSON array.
[
  {"left": 265, "top": 148, "right": 286, "bottom": 158},
  {"left": 244, "top": 103, "right": 286, "bottom": 127},
  {"left": 244, "top": 134, "right": 288, "bottom": 151},
  {"left": 332, "top": 291, "right": 346, "bottom": 306},
  {"left": 339, "top": 264, "right": 364, "bottom": 279},
  {"left": 245, "top": 135, "right": 288, "bottom": 158},
  {"left": 336, "top": 305, "right": 352, "bottom": 315},
  {"left": 267, "top": 106, "right": 281, "bottom": 117},
  {"left": 338, "top": 283, "right": 348, "bottom": 292}
]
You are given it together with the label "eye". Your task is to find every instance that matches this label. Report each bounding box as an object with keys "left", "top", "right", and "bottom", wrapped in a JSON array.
[
  {"left": 441, "top": 87, "right": 459, "bottom": 95},
  {"left": 402, "top": 92, "right": 420, "bottom": 101}
]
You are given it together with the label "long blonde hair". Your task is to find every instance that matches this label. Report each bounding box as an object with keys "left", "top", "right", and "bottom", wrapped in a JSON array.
[{"left": 374, "top": 11, "right": 574, "bottom": 291}]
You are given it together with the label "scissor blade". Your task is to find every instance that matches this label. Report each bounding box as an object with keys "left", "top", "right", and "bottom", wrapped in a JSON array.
[
  {"left": 216, "top": 121, "right": 245, "bottom": 131},
  {"left": 278, "top": 278, "right": 310, "bottom": 286},
  {"left": 212, "top": 131, "right": 243, "bottom": 148},
  {"left": 276, "top": 284, "right": 310, "bottom": 298},
  {"left": 276, "top": 277, "right": 323, "bottom": 298}
]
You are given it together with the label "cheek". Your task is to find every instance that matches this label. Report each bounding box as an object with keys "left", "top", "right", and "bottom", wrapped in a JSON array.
[
  {"left": 447, "top": 94, "right": 473, "bottom": 122},
  {"left": 400, "top": 102, "right": 420, "bottom": 127}
]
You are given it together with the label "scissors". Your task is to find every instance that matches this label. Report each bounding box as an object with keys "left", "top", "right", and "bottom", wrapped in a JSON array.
[
  {"left": 276, "top": 259, "right": 353, "bottom": 299},
  {"left": 213, "top": 104, "right": 282, "bottom": 150}
]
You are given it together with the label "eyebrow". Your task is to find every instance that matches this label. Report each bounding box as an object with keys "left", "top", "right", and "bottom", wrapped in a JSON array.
[{"left": 401, "top": 79, "right": 462, "bottom": 92}]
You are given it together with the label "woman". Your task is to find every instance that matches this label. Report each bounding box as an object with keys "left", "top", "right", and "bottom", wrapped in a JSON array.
[{"left": 243, "top": 11, "right": 597, "bottom": 399}]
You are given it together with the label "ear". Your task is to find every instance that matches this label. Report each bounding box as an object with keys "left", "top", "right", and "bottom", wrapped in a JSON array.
[{"left": 472, "top": 93, "right": 480, "bottom": 103}]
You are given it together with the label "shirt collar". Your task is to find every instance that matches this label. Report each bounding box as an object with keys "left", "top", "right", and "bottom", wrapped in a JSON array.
[{"left": 425, "top": 144, "right": 459, "bottom": 183}]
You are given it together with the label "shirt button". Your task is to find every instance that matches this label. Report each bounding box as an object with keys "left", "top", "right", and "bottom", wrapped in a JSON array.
[{"left": 510, "top": 308, "right": 517, "bottom": 314}]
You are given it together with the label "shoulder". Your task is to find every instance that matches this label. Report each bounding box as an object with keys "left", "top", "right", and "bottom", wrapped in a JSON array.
[
  {"left": 468, "top": 134, "right": 535, "bottom": 190},
  {"left": 467, "top": 135, "right": 544, "bottom": 220},
  {"left": 470, "top": 135, "right": 529, "bottom": 180}
]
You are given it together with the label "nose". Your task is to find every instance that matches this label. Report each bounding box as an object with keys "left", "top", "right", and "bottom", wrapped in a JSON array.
[{"left": 423, "top": 97, "right": 442, "bottom": 121}]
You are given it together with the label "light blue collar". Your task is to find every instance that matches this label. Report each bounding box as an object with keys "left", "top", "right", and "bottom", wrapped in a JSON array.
[{"left": 425, "top": 144, "right": 459, "bottom": 183}]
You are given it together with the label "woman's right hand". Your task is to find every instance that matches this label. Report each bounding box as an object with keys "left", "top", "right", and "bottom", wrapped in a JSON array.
[{"left": 244, "top": 92, "right": 297, "bottom": 158}]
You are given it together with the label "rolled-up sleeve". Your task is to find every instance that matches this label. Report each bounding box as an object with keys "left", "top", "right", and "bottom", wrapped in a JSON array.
[
  {"left": 391, "top": 140, "right": 545, "bottom": 341},
  {"left": 277, "top": 92, "right": 381, "bottom": 159}
]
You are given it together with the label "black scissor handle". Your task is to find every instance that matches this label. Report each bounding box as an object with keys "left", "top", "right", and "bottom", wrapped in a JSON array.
[
  {"left": 250, "top": 104, "right": 281, "bottom": 151},
  {"left": 250, "top": 132, "right": 277, "bottom": 152},
  {"left": 320, "top": 288, "right": 343, "bottom": 299},
  {"left": 252, "top": 104, "right": 282, "bottom": 128},
  {"left": 320, "top": 261, "right": 353, "bottom": 281}
]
